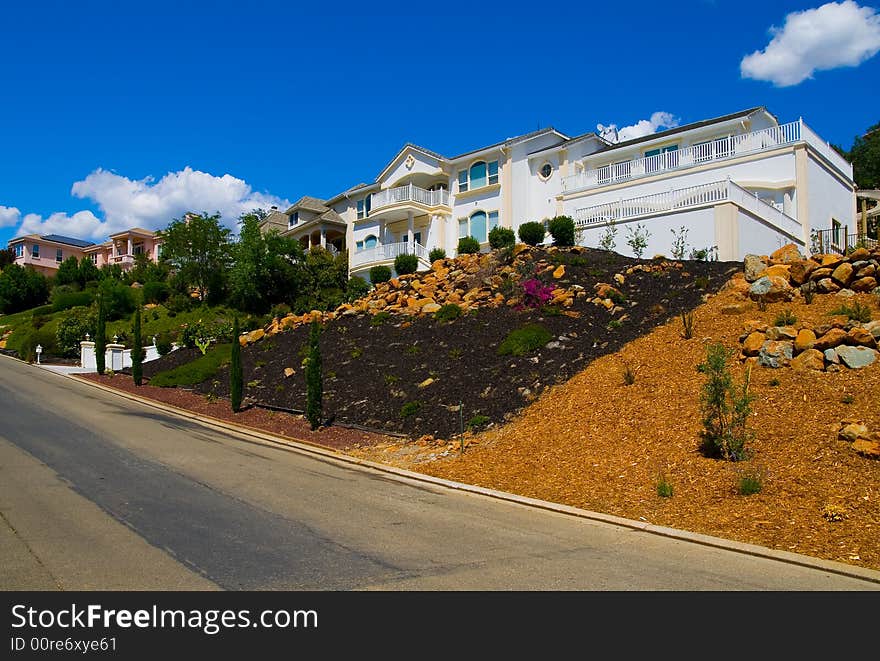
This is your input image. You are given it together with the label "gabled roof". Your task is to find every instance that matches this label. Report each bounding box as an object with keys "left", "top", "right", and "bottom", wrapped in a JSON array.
[
  {"left": 285, "top": 196, "right": 330, "bottom": 214},
  {"left": 108, "top": 227, "right": 156, "bottom": 239},
  {"left": 449, "top": 127, "right": 570, "bottom": 161}
]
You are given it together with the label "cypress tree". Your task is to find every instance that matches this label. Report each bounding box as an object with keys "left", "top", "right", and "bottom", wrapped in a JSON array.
[
  {"left": 95, "top": 286, "right": 106, "bottom": 375},
  {"left": 230, "top": 316, "right": 243, "bottom": 412},
  {"left": 305, "top": 318, "right": 323, "bottom": 430},
  {"left": 131, "top": 304, "right": 144, "bottom": 386}
]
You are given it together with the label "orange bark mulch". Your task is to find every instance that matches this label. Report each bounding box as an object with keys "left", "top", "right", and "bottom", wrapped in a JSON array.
[{"left": 349, "top": 287, "right": 880, "bottom": 571}]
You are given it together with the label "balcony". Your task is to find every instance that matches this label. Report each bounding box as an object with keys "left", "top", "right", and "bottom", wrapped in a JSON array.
[
  {"left": 368, "top": 184, "right": 450, "bottom": 220},
  {"left": 110, "top": 254, "right": 135, "bottom": 267},
  {"left": 562, "top": 120, "right": 852, "bottom": 193},
  {"left": 350, "top": 240, "right": 430, "bottom": 271},
  {"left": 573, "top": 179, "right": 802, "bottom": 241}
]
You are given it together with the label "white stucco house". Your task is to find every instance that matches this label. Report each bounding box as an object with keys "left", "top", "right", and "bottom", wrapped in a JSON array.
[{"left": 264, "top": 107, "right": 856, "bottom": 280}]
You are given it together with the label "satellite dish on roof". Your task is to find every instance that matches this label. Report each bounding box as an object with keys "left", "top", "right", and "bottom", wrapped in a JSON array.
[{"left": 597, "top": 124, "right": 619, "bottom": 144}]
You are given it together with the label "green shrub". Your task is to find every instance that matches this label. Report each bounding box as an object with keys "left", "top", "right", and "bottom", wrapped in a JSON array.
[
  {"left": 230, "top": 317, "right": 242, "bottom": 412},
  {"left": 656, "top": 473, "right": 674, "bottom": 498},
  {"left": 370, "top": 311, "right": 391, "bottom": 326},
  {"left": 56, "top": 307, "right": 96, "bottom": 357},
  {"left": 102, "top": 282, "right": 136, "bottom": 320},
  {"left": 131, "top": 307, "right": 144, "bottom": 386},
  {"left": 29, "top": 304, "right": 54, "bottom": 316},
  {"left": 466, "top": 414, "right": 490, "bottom": 431},
  {"left": 400, "top": 400, "right": 422, "bottom": 418},
  {"left": 457, "top": 236, "right": 480, "bottom": 255},
  {"left": 434, "top": 303, "right": 461, "bottom": 323},
  {"left": 699, "top": 343, "right": 752, "bottom": 461},
  {"left": 774, "top": 309, "right": 797, "bottom": 326},
  {"left": 428, "top": 248, "right": 447, "bottom": 262},
  {"left": 497, "top": 324, "right": 552, "bottom": 356},
  {"left": 165, "top": 293, "right": 193, "bottom": 313},
  {"left": 142, "top": 281, "right": 170, "bottom": 304},
  {"left": 394, "top": 253, "right": 419, "bottom": 275},
  {"left": 369, "top": 265, "right": 392, "bottom": 284},
  {"left": 518, "top": 222, "right": 546, "bottom": 246},
  {"left": 95, "top": 287, "right": 107, "bottom": 374},
  {"left": 51, "top": 289, "right": 94, "bottom": 312},
  {"left": 547, "top": 216, "right": 576, "bottom": 247},
  {"left": 150, "top": 344, "right": 232, "bottom": 387},
  {"left": 12, "top": 324, "right": 57, "bottom": 362},
  {"left": 828, "top": 301, "right": 871, "bottom": 323},
  {"left": 488, "top": 227, "right": 516, "bottom": 249},
  {"left": 738, "top": 469, "right": 763, "bottom": 496},
  {"left": 345, "top": 276, "right": 370, "bottom": 302},
  {"left": 155, "top": 332, "right": 173, "bottom": 356}
]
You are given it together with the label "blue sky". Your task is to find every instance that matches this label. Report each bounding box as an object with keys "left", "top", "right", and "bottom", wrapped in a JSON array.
[{"left": 1, "top": 0, "right": 879, "bottom": 247}]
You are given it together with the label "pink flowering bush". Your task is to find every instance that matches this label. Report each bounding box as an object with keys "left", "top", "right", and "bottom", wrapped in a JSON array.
[{"left": 520, "top": 277, "right": 555, "bottom": 309}]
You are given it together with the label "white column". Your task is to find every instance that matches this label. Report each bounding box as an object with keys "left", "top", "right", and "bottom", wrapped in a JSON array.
[
  {"left": 447, "top": 215, "right": 457, "bottom": 255},
  {"left": 127, "top": 237, "right": 132, "bottom": 255},
  {"left": 320, "top": 227, "right": 326, "bottom": 249},
  {"left": 407, "top": 211, "right": 414, "bottom": 248},
  {"left": 379, "top": 220, "right": 386, "bottom": 245}
]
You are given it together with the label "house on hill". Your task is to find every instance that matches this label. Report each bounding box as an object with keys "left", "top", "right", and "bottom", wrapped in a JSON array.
[{"left": 263, "top": 107, "right": 855, "bottom": 280}]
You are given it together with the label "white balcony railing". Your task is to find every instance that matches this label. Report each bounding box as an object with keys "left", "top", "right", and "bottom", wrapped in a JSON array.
[
  {"left": 563, "top": 120, "right": 850, "bottom": 193},
  {"left": 370, "top": 184, "right": 450, "bottom": 212},
  {"left": 350, "top": 241, "right": 430, "bottom": 269},
  {"left": 574, "top": 179, "right": 803, "bottom": 241}
]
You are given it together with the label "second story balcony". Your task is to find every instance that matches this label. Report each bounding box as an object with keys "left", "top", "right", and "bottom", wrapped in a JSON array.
[
  {"left": 562, "top": 120, "right": 852, "bottom": 194},
  {"left": 368, "top": 183, "right": 450, "bottom": 221}
]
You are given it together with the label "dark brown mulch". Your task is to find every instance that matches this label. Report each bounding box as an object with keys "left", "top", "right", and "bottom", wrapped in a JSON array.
[{"left": 187, "top": 249, "right": 739, "bottom": 439}]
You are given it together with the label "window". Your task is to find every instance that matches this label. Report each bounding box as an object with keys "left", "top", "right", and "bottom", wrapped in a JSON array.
[
  {"left": 56, "top": 248, "right": 63, "bottom": 262},
  {"left": 459, "top": 210, "right": 499, "bottom": 243},
  {"left": 363, "top": 234, "right": 378, "bottom": 249},
  {"left": 356, "top": 197, "right": 371, "bottom": 220},
  {"left": 31, "top": 244, "right": 40, "bottom": 258},
  {"left": 832, "top": 219, "right": 842, "bottom": 246},
  {"left": 91, "top": 254, "right": 98, "bottom": 263},
  {"left": 644, "top": 145, "right": 679, "bottom": 173},
  {"left": 457, "top": 160, "right": 499, "bottom": 192},
  {"left": 539, "top": 163, "right": 553, "bottom": 180},
  {"left": 355, "top": 240, "right": 364, "bottom": 251},
  {"left": 133, "top": 242, "right": 144, "bottom": 255},
  {"left": 288, "top": 211, "right": 299, "bottom": 227},
  {"left": 14, "top": 244, "right": 23, "bottom": 258},
  {"left": 400, "top": 231, "right": 422, "bottom": 245}
]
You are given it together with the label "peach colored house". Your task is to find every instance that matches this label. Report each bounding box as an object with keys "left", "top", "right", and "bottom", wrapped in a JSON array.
[
  {"left": 8, "top": 228, "right": 162, "bottom": 275},
  {"left": 82, "top": 228, "right": 162, "bottom": 269},
  {"left": 7, "top": 234, "right": 95, "bottom": 276}
]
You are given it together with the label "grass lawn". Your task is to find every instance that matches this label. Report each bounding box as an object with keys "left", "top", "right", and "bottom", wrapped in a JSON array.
[{"left": 149, "top": 343, "right": 233, "bottom": 387}]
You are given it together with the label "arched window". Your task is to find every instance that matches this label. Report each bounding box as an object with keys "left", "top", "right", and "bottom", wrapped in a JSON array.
[
  {"left": 364, "top": 234, "right": 378, "bottom": 249},
  {"left": 458, "top": 210, "right": 500, "bottom": 243},
  {"left": 470, "top": 211, "right": 487, "bottom": 243},
  {"left": 469, "top": 161, "right": 487, "bottom": 189}
]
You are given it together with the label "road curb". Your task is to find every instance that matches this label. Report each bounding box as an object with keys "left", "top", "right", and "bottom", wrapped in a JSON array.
[{"left": 20, "top": 356, "right": 880, "bottom": 587}]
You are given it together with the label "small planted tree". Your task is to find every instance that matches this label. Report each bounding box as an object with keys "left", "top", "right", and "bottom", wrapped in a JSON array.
[
  {"left": 428, "top": 248, "right": 446, "bottom": 262},
  {"left": 95, "top": 285, "right": 107, "bottom": 375},
  {"left": 670, "top": 226, "right": 689, "bottom": 259},
  {"left": 547, "top": 216, "right": 576, "bottom": 247},
  {"left": 598, "top": 222, "right": 618, "bottom": 252},
  {"left": 626, "top": 223, "right": 651, "bottom": 258},
  {"left": 131, "top": 305, "right": 144, "bottom": 386},
  {"left": 457, "top": 236, "right": 481, "bottom": 254},
  {"left": 699, "top": 343, "right": 752, "bottom": 461},
  {"left": 230, "top": 316, "right": 243, "bottom": 412},
  {"left": 369, "top": 265, "right": 392, "bottom": 284},
  {"left": 488, "top": 226, "right": 516, "bottom": 249},
  {"left": 304, "top": 318, "right": 323, "bottom": 430},
  {"left": 394, "top": 252, "right": 419, "bottom": 275}
]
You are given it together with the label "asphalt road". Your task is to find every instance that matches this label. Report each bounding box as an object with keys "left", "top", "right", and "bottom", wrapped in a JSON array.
[{"left": 1, "top": 356, "right": 878, "bottom": 590}]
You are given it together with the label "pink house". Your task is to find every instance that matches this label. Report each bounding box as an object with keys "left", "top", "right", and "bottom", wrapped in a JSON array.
[{"left": 8, "top": 228, "right": 162, "bottom": 275}]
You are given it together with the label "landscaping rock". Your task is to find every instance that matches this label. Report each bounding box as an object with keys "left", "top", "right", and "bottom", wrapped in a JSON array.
[
  {"left": 835, "top": 345, "right": 878, "bottom": 369},
  {"left": 789, "top": 259, "right": 817, "bottom": 285},
  {"left": 552, "top": 265, "right": 565, "bottom": 279},
  {"left": 766, "top": 325, "right": 797, "bottom": 341},
  {"left": 851, "top": 276, "right": 878, "bottom": 292},
  {"left": 422, "top": 303, "right": 441, "bottom": 314},
  {"left": 831, "top": 262, "right": 854, "bottom": 286},
  {"left": 794, "top": 328, "right": 816, "bottom": 353},
  {"left": 743, "top": 254, "right": 765, "bottom": 282},
  {"left": 813, "top": 328, "right": 848, "bottom": 351},
  {"left": 790, "top": 349, "right": 825, "bottom": 371},
  {"left": 847, "top": 327, "right": 877, "bottom": 347},
  {"left": 749, "top": 275, "right": 793, "bottom": 302},
  {"left": 839, "top": 422, "right": 869, "bottom": 442},
  {"left": 836, "top": 288, "right": 855, "bottom": 297},
  {"left": 283, "top": 367, "right": 295, "bottom": 378},
  {"left": 852, "top": 438, "right": 880, "bottom": 459},
  {"left": 743, "top": 332, "right": 766, "bottom": 356},
  {"left": 824, "top": 348, "right": 840, "bottom": 364},
  {"left": 816, "top": 278, "right": 840, "bottom": 294},
  {"left": 770, "top": 243, "right": 803, "bottom": 264},
  {"left": 758, "top": 340, "right": 793, "bottom": 368},
  {"left": 863, "top": 320, "right": 880, "bottom": 340},
  {"left": 810, "top": 267, "right": 834, "bottom": 280}
]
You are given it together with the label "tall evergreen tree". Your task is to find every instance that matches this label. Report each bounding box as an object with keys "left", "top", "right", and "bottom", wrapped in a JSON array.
[
  {"left": 95, "top": 285, "right": 107, "bottom": 375},
  {"left": 305, "top": 318, "right": 323, "bottom": 430},
  {"left": 230, "top": 316, "right": 243, "bottom": 412},
  {"left": 131, "top": 304, "right": 144, "bottom": 386}
]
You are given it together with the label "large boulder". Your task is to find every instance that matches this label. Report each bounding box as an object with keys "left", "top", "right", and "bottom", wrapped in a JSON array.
[
  {"left": 770, "top": 243, "right": 804, "bottom": 264},
  {"left": 790, "top": 348, "right": 825, "bottom": 371},
  {"left": 816, "top": 278, "right": 840, "bottom": 293},
  {"left": 749, "top": 275, "right": 793, "bottom": 302},
  {"left": 831, "top": 262, "right": 854, "bottom": 286},
  {"left": 758, "top": 340, "right": 793, "bottom": 368},
  {"left": 851, "top": 276, "right": 877, "bottom": 292},
  {"left": 794, "top": 328, "right": 816, "bottom": 353},
  {"left": 742, "top": 332, "right": 766, "bottom": 356},
  {"left": 789, "top": 259, "right": 818, "bottom": 285},
  {"left": 743, "top": 254, "right": 766, "bottom": 282},
  {"left": 835, "top": 346, "right": 878, "bottom": 369},
  {"left": 813, "top": 328, "right": 848, "bottom": 351},
  {"left": 847, "top": 327, "right": 877, "bottom": 347}
]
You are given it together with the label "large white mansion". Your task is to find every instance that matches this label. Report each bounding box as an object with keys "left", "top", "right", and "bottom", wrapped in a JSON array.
[{"left": 262, "top": 107, "right": 855, "bottom": 279}]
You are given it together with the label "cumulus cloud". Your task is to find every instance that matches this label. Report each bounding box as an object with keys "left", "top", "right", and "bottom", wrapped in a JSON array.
[
  {"left": 741, "top": 1, "right": 880, "bottom": 86},
  {"left": 12, "top": 167, "right": 289, "bottom": 241},
  {"left": 597, "top": 111, "right": 680, "bottom": 143},
  {"left": 0, "top": 205, "right": 20, "bottom": 228}
]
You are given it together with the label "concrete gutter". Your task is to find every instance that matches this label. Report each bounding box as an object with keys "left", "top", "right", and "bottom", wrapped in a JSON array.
[{"left": 23, "top": 358, "right": 880, "bottom": 586}]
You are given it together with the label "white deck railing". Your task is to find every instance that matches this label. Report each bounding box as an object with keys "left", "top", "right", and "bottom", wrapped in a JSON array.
[
  {"left": 563, "top": 120, "right": 850, "bottom": 192},
  {"left": 350, "top": 241, "right": 430, "bottom": 269},
  {"left": 573, "top": 179, "right": 803, "bottom": 241},
  {"left": 370, "top": 184, "right": 450, "bottom": 211}
]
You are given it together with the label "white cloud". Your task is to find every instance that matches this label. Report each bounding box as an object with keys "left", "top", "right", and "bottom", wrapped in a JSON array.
[
  {"left": 0, "top": 205, "right": 20, "bottom": 228},
  {"left": 12, "top": 167, "right": 289, "bottom": 241},
  {"left": 597, "top": 112, "right": 680, "bottom": 143},
  {"left": 741, "top": 1, "right": 880, "bottom": 86}
]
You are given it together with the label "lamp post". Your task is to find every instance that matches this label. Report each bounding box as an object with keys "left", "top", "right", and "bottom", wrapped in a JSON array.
[{"left": 35, "top": 344, "right": 42, "bottom": 365}]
